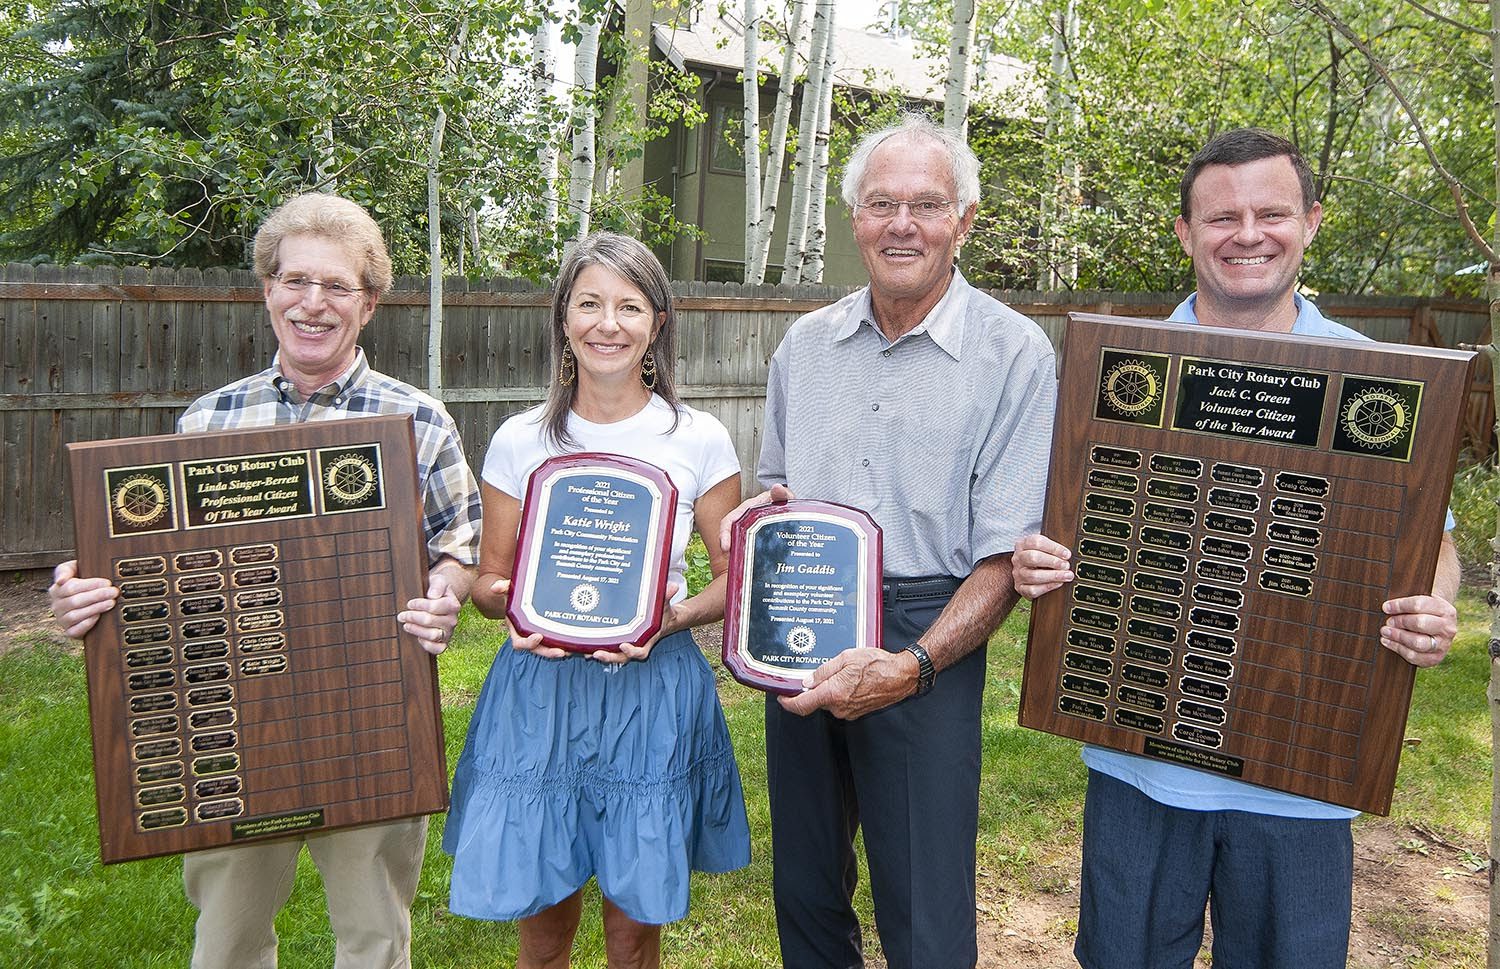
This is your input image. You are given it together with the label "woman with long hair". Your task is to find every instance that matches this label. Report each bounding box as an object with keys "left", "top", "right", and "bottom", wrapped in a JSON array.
[{"left": 442, "top": 232, "right": 750, "bottom": 968}]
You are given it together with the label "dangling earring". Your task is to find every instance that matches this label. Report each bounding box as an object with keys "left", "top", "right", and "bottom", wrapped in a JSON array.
[
  {"left": 558, "top": 343, "right": 576, "bottom": 386},
  {"left": 641, "top": 350, "right": 658, "bottom": 391}
]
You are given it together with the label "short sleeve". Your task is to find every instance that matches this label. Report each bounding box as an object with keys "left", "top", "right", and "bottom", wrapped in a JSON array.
[
  {"left": 970, "top": 341, "right": 1058, "bottom": 558},
  {"left": 756, "top": 347, "right": 790, "bottom": 489},
  {"left": 482, "top": 415, "right": 536, "bottom": 498},
  {"left": 692, "top": 411, "right": 741, "bottom": 498}
]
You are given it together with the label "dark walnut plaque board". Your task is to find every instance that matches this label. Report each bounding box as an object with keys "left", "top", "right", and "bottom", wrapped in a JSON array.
[
  {"left": 1019, "top": 313, "right": 1475, "bottom": 815},
  {"left": 66, "top": 415, "right": 447, "bottom": 863}
]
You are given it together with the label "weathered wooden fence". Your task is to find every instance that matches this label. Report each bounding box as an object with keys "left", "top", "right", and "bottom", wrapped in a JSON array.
[{"left": 2, "top": 264, "right": 1493, "bottom": 569}]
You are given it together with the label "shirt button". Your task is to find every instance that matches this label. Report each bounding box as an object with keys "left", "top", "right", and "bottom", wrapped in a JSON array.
[
  {"left": 881, "top": 349, "right": 892, "bottom": 358},
  {"left": 861, "top": 458, "right": 870, "bottom": 467},
  {"left": 871, "top": 403, "right": 879, "bottom": 412}
]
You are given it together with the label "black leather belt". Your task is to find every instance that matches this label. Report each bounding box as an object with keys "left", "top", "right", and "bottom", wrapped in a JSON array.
[{"left": 881, "top": 574, "right": 962, "bottom": 606}]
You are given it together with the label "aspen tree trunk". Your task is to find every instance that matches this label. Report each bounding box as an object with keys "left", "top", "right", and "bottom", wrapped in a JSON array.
[
  {"left": 800, "top": 0, "right": 836, "bottom": 283},
  {"left": 533, "top": 16, "right": 560, "bottom": 239},
  {"left": 782, "top": 0, "right": 832, "bottom": 284},
  {"left": 428, "top": 21, "right": 468, "bottom": 395},
  {"left": 944, "top": 0, "right": 976, "bottom": 136},
  {"left": 749, "top": 0, "right": 805, "bottom": 283},
  {"left": 1041, "top": 0, "right": 1077, "bottom": 288},
  {"left": 742, "top": 0, "right": 762, "bottom": 282},
  {"left": 315, "top": 119, "right": 338, "bottom": 191},
  {"left": 568, "top": 15, "right": 601, "bottom": 241}
]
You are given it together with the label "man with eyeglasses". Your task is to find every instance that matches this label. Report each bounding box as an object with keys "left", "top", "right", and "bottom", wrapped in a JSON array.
[
  {"left": 1013, "top": 128, "right": 1461, "bottom": 969},
  {"left": 722, "top": 113, "right": 1056, "bottom": 968},
  {"left": 48, "top": 192, "right": 481, "bottom": 969}
]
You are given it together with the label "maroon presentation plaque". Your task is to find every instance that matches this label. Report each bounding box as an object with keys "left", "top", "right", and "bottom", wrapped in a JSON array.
[
  {"left": 1019, "top": 313, "right": 1475, "bottom": 815},
  {"left": 507, "top": 453, "right": 676, "bottom": 653},
  {"left": 66, "top": 415, "right": 446, "bottom": 863},
  {"left": 723, "top": 500, "right": 883, "bottom": 695}
]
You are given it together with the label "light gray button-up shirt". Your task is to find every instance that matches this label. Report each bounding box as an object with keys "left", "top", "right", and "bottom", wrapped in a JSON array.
[{"left": 758, "top": 269, "right": 1057, "bottom": 578}]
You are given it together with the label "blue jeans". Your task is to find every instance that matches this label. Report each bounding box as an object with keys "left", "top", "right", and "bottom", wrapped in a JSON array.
[{"left": 1075, "top": 770, "right": 1353, "bottom": 969}]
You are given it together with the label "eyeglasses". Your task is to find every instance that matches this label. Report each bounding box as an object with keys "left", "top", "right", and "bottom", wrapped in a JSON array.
[
  {"left": 272, "top": 273, "right": 366, "bottom": 302},
  {"left": 854, "top": 196, "right": 960, "bottom": 221}
]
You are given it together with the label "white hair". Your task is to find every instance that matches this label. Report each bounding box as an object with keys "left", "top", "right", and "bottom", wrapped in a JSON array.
[{"left": 840, "top": 112, "right": 981, "bottom": 211}]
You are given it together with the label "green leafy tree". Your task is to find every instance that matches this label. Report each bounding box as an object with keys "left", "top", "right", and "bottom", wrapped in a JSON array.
[
  {"left": 0, "top": 0, "right": 705, "bottom": 279},
  {"left": 901, "top": 0, "right": 1490, "bottom": 296}
]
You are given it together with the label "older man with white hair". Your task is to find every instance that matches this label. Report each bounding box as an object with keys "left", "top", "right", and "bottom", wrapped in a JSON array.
[{"left": 724, "top": 113, "right": 1057, "bottom": 969}]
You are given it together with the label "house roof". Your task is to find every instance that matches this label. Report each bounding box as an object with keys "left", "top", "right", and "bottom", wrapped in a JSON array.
[{"left": 650, "top": 8, "right": 1029, "bottom": 109}]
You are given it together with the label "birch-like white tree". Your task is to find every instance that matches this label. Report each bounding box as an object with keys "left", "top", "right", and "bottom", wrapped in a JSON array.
[
  {"left": 567, "top": 8, "right": 602, "bottom": 241},
  {"left": 1041, "top": 0, "right": 1078, "bottom": 288},
  {"left": 747, "top": 0, "right": 806, "bottom": 283},
  {"left": 944, "top": 0, "right": 976, "bottom": 135},
  {"left": 782, "top": 0, "right": 835, "bottom": 284},
  {"left": 742, "top": 0, "right": 763, "bottom": 278},
  {"left": 797, "top": 0, "right": 837, "bottom": 282},
  {"left": 532, "top": 13, "right": 560, "bottom": 239},
  {"left": 427, "top": 19, "right": 470, "bottom": 393}
]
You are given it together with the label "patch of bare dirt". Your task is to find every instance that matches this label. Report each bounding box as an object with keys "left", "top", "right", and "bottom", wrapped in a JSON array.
[{"left": 0, "top": 568, "right": 70, "bottom": 656}]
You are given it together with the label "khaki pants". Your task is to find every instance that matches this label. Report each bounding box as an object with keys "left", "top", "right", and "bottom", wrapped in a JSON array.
[{"left": 184, "top": 816, "right": 428, "bottom": 969}]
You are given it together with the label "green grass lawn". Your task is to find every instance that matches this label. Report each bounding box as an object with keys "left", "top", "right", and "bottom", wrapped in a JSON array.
[{"left": 0, "top": 588, "right": 1491, "bottom": 967}]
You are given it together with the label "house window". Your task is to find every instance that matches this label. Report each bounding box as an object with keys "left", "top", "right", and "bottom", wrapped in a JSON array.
[
  {"left": 704, "top": 258, "right": 744, "bottom": 282},
  {"left": 704, "top": 259, "right": 783, "bottom": 284},
  {"left": 679, "top": 121, "right": 698, "bottom": 176},
  {"left": 710, "top": 102, "right": 745, "bottom": 173}
]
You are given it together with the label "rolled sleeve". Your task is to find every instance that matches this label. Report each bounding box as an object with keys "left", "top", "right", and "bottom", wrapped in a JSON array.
[{"left": 417, "top": 416, "right": 482, "bottom": 567}]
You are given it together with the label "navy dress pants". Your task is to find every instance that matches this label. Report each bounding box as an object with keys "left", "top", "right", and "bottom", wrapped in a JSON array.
[{"left": 765, "top": 577, "right": 984, "bottom": 969}]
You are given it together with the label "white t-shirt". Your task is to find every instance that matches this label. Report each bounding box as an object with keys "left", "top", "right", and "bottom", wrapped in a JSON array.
[{"left": 483, "top": 395, "right": 741, "bottom": 602}]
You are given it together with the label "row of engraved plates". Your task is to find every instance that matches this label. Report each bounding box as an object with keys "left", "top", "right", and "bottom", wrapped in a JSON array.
[
  {"left": 1056, "top": 445, "right": 1331, "bottom": 751},
  {"left": 115, "top": 542, "right": 289, "bottom": 833}
]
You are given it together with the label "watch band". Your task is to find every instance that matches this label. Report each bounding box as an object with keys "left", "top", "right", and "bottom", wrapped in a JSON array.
[{"left": 905, "top": 642, "right": 936, "bottom": 695}]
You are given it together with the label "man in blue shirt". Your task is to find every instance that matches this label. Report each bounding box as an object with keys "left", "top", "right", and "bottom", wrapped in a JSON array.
[{"left": 1013, "top": 128, "right": 1461, "bottom": 969}]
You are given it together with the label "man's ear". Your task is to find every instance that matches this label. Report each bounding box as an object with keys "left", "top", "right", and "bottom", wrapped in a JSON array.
[{"left": 1303, "top": 201, "right": 1323, "bottom": 245}]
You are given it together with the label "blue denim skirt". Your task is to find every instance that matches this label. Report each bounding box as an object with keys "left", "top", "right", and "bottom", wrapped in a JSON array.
[{"left": 442, "top": 630, "right": 751, "bottom": 925}]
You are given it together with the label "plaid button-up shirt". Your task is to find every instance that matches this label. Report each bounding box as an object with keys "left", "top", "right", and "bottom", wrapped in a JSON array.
[{"left": 178, "top": 349, "right": 481, "bottom": 567}]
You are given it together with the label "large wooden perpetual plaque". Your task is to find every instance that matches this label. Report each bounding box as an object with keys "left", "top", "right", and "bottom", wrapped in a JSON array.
[
  {"left": 1019, "top": 314, "right": 1475, "bottom": 815},
  {"left": 67, "top": 415, "right": 447, "bottom": 863}
]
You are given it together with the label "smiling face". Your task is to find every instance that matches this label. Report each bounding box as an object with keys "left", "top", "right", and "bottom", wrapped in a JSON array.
[
  {"left": 563, "top": 263, "right": 662, "bottom": 388},
  {"left": 1174, "top": 155, "right": 1322, "bottom": 329},
  {"left": 852, "top": 135, "right": 975, "bottom": 323},
  {"left": 263, "top": 234, "right": 376, "bottom": 394}
]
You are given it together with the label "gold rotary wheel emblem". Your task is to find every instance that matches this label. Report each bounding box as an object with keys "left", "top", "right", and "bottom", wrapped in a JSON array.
[
  {"left": 1342, "top": 388, "right": 1409, "bottom": 448},
  {"left": 324, "top": 454, "right": 376, "bottom": 505},
  {"left": 113, "top": 475, "right": 168, "bottom": 527},
  {"left": 1101, "top": 360, "right": 1161, "bottom": 416}
]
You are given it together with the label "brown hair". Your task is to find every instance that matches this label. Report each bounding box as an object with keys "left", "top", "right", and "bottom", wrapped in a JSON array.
[
  {"left": 1179, "top": 128, "right": 1317, "bottom": 221},
  {"left": 252, "top": 193, "right": 394, "bottom": 297},
  {"left": 539, "top": 231, "right": 682, "bottom": 449}
]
